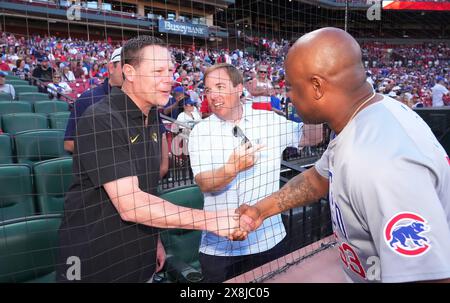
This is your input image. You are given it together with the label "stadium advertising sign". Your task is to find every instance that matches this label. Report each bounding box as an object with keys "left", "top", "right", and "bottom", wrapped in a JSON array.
[
  {"left": 382, "top": 1, "right": 450, "bottom": 11},
  {"left": 158, "top": 19, "right": 209, "bottom": 38}
]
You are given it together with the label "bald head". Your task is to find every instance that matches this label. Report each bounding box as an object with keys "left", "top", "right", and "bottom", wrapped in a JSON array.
[
  {"left": 284, "top": 28, "right": 375, "bottom": 127},
  {"left": 286, "top": 27, "right": 366, "bottom": 91}
]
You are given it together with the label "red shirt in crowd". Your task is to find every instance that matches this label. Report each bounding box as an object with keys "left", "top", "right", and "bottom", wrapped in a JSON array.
[{"left": 0, "top": 62, "right": 11, "bottom": 71}]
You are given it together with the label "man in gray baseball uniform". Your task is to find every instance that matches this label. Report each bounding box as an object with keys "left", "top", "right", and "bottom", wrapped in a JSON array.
[{"left": 234, "top": 27, "right": 450, "bottom": 283}]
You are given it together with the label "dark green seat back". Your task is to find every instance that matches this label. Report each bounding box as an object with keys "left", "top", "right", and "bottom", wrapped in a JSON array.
[
  {"left": 0, "top": 134, "right": 13, "bottom": 164},
  {"left": 48, "top": 112, "right": 70, "bottom": 130},
  {"left": 0, "top": 101, "right": 32, "bottom": 115},
  {"left": 34, "top": 101, "right": 69, "bottom": 114},
  {"left": 0, "top": 215, "right": 61, "bottom": 282},
  {"left": 14, "top": 130, "right": 65, "bottom": 164},
  {"left": 1, "top": 113, "right": 48, "bottom": 135},
  {"left": 6, "top": 80, "right": 29, "bottom": 86},
  {"left": 14, "top": 85, "right": 39, "bottom": 95},
  {"left": 159, "top": 185, "right": 204, "bottom": 270},
  {"left": 0, "top": 164, "right": 36, "bottom": 221},
  {"left": 33, "top": 157, "right": 73, "bottom": 215},
  {"left": 17, "top": 93, "right": 49, "bottom": 102},
  {"left": 0, "top": 93, "right": 13, "bottom": 101}
]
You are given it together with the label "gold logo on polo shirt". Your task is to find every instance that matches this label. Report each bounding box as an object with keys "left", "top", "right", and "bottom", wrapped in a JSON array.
[
  {"left": 130, "top": 134, "right": 140, "bottom": 144},
  {"left": 151, "top": 132, "right": 158, "bottom": 143}
]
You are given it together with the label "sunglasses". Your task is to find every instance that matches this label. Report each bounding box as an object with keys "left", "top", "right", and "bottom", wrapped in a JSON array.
[
  {"left": 259, "top": 71, "right": 267, "bottom": 74},
  {"left": 232, "top": 125, "right": 252, "bottom": 148}
]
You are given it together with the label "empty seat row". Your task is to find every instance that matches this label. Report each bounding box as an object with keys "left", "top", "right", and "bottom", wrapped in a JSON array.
[
  {"left": 0, "top": 112, "right": 70, "bottom": 134},
  {"left": 0, "top": 92, "right": 51, "bottom": 102},
  {"left": 0, "top": 130, "right": 67, "bottom": 165},
  {"left": 0, "top": 157, "right": 73, "bottom": 221},
  {"left": 9, "top": 85, "right": 39, "bottom": 95},
  {"left": 0, "top": 101, "right": 69, "bottom": 114},
  {"left": 5, "top": 79, "right": 30, "bottom": 87}
]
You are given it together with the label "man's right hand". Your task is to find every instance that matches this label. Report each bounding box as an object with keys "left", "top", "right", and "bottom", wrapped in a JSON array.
[
  {"left": 229, "top": 204, "right": 264, "bottom": 241},
  {"left": 226, "top": 142, "right": 264, "bottom": 174}
]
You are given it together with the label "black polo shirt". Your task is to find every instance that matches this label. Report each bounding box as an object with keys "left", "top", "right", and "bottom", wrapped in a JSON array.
[{"left": 57, "top": 87, "right": 162, "bottom": 282}]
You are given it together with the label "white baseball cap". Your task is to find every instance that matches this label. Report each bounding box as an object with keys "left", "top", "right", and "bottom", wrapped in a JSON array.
[
  {"left": 110, "top": 47, "right": 122, "bottom": 63},
  {"left": 388, "top": 91, "right": 397, "bottom": 98}
]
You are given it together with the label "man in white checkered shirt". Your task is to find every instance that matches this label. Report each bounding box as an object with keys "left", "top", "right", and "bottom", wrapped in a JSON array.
[{"left": 189, "top": 63, "right": 321, "bottom": 282}]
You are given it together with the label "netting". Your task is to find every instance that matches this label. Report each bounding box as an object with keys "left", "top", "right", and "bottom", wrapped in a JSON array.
[{"left": 0, "top": 0, "right": 449, "bottom": 283}]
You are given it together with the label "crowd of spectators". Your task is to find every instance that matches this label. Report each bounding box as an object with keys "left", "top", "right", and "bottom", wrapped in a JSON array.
[{"left": 0, "top": 32, "right": 448, "bottom": 112}]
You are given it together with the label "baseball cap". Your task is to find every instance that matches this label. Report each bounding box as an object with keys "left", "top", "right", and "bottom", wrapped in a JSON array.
[
  {"left": 110, "top": 47, "right": 122, "bottom": 63},
  {"left": 183, "top": 98, "right": 196, "bottom": 106},
  {"left": 436, "top": 76, "right": 445, "bottom": 82},
  {"left": 39, "top": 56, "right": 49, "bottom": 62},
  {"left": 388, "top": 91, "right": 397, "bottom": 98},
  {"left": 173, "top": 86, "right": 185, "bottom": 94},
  {"left": 0, "top": 71, "right": 6, "bottom": 77}
]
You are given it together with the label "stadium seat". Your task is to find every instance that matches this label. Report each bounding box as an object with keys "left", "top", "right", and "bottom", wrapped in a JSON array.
[
  {"left": 7, "top": 79, "right": 29, "bottom": 86},
  {"left": 0, "top": 101, "right": 33, "bottom": 115},
  {"left": 0, "top": 93, "right": 13, "bottom": 101},
  {"left": 0, "top": 164, "right": 36, "bottom": 221},
  {"left": 14, "top": 85, "right": 39, "bottom": 95},
  {"left": 34, "top": 101, "right": 69, "bottom": 114},
  {"left": 0, "top": 134, "right": 13, "bottom": 164},
  {"left": 0, "top": 214, "right": 62, "bottom": 282},
  {"left": 14, "top": 129, "right": 65, "bottom": 165},
  {"left": 48, "top": 112, "right": 70, "bottom": 130},
  {"left": 156, "top": 185, "right": 204, "bottom": 283},
  {"left": 17, "top": 93, "right": 50, "bottom": 102},
  {"left": 1, "top": 113, "right": 48, "bottom": 135},
  {"left": 4, "top": 74, "right": 21, "bottom": 81},
  {"left": 33, "top": 157, "right": 73, "bottom": 215}
]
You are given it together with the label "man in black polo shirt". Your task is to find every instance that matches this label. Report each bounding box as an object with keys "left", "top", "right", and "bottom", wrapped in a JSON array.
[{"left": 56, "top": 36, "right": 245, "bottom": 282}]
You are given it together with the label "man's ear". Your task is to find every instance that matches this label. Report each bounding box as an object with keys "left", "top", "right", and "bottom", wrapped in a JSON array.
[
  {"left": 236, "top": 83, "right": 243, "bottom": 97},
  {"left": 311, "top": 75, "right": 325, "bottom": 100},
  {"left": 122, "top": 63, "right": 135, "bottom": 82}
]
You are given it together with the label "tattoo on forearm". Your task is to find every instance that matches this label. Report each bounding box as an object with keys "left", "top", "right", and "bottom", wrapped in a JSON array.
[{"left": 275, "top": 173, "right": 319, "bottom": 212}]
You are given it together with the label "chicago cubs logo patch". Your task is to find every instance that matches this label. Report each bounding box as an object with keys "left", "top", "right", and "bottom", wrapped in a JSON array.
[{"left": 384, "top": 212, "right": 431, "bottom": 257}]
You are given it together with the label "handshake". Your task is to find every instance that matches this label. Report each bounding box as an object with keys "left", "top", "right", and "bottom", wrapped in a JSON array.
[{"left": 211, "top": 204, "right": 266, "bottom": 241}]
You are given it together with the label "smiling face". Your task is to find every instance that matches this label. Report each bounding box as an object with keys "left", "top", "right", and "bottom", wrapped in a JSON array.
[
  {"left": 204, "top": 67, "right": 243, "bottom": 121},
  {"left": 124, "top": 45, "right": 174, "bottom": 107}
]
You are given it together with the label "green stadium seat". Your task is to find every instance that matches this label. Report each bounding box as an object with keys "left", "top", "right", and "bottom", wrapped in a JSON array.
[
  {"left": 0, "top": 134, "right": 13, "bottom": 164},
  {"left": 0, "top": 93, "right": 13, "bottom": 101},
  {"left": 14, "top": 85, "right": 39, "bottom": 95},
  {"left": 4, "top": 74, "right": 21, "bottom": 81},
  {"left": 48, "top": 111, "right": 70, "bottom": 130},
  {"left": 34, "top": 101, "right": 69, "bottom": 114},
  {"left": 7, "top": 80, "right": 29, "bottom": 86},
  {"left": 18, "top": 93, "right": 50, "bottom": 102},
  {"left": 14, "top": 130, "right": 65, "bottom": 165},
  {"left": 0, "top": 214, "right": 62, "bottom": 282},
  {"left": 157, "top": 185, "right": 204, "bottom": 282},
  {"left": 0, "top": 101, "right": 33, "bottom": 115},
  {"left": 33, "top": 157, "right": 73, "bottom": 215},
  {"left": 1, "top": 113, "right": 48, "bottom": 135},
  {"left": 0, "top": 164, "right": 36, "bottom": 221}
]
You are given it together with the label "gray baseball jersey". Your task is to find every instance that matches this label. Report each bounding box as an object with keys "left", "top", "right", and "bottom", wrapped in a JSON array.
[{"left": 315, "top": 96, "right": 450, "bottom": 282}]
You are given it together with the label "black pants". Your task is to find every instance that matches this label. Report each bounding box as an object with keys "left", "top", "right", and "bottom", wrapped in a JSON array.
[{"left": 199, "top": 237, "right": 289, "bottom": 283}]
